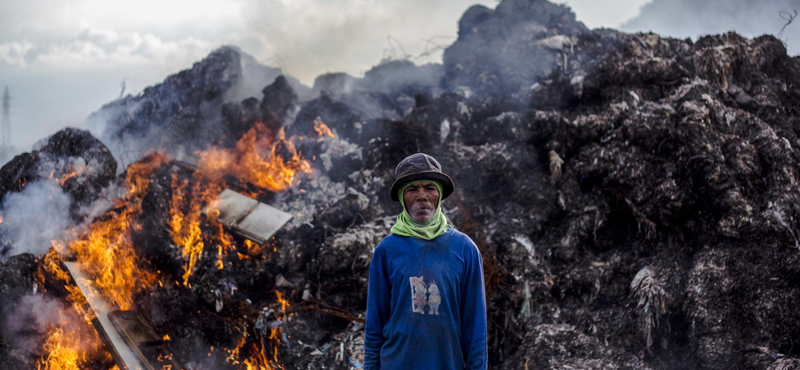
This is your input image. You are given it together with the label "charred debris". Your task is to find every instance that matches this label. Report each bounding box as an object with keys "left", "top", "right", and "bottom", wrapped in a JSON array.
[{"left": 3, "top": 0, "right": 800, "bottom": 369}]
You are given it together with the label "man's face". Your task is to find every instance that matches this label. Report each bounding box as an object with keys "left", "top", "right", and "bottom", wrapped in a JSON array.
[{"left": 403, "top": 181, "right": 440, "bottom": 223}]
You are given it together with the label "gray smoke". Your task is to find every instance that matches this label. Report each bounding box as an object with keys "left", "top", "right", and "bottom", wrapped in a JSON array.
[
  {"left": 0, "top": 179, "right": 72, "bottom": 256},
  {"left": 224, "top": 50, "right": 313, "bottom": 104},
  {"left": 621, "top": 0, "right": 800, "bottom": 55},
  {"left": 3, "top": 294, "right": 60, "bottom": 352}
]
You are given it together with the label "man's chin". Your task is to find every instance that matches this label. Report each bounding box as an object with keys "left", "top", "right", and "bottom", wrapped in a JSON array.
[{"left": 411, "top": 212, "right": 434, "bottom": 224}]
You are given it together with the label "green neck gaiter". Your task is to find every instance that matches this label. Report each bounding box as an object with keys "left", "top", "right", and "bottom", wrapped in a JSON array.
[{"left": 391, "top": 180, "right": 449, "bottom": 240}]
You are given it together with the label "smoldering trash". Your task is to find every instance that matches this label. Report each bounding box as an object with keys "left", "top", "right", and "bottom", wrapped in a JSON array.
[{"left": 2, "top": 0, "right": 800, "bottom": 369}]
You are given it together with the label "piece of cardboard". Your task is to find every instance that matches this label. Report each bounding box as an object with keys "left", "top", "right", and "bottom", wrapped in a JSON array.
[{"left": 206, "top": 188, "right": 293, "bottom": 244}]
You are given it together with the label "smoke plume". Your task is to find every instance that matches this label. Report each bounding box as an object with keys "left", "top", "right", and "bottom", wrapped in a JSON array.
[
  {"left": 621, "top": 0, "right": 800, "bottom": 55},
  {"left": 0, "top": 180, "right": 72, "bottom": 256}
]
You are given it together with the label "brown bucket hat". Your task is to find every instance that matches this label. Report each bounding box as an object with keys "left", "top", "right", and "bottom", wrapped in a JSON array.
[{"left": 390, "top": 153, "right": 455, "bottom": 201}]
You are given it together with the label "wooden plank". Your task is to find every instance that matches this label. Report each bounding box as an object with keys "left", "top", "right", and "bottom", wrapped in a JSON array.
[
  {"left": 109, "top": 311, "right": 181, "bottom": 370},
  {"left": 63, "top": 262, "right": 146, "bottom": 370}
]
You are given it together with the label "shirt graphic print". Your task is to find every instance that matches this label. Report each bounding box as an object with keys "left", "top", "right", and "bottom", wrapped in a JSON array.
[{"left": 409, "top": 276, "right": 441, "bottom": 315}]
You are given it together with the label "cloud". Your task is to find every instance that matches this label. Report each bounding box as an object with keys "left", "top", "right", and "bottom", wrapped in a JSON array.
[{"left": 0, "top": 26, "right": 214, "bottom": 71}]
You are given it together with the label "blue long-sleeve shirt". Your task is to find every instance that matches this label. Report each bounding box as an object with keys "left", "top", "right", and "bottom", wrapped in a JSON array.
[{"left": 364, "top": 226, "right": 488, "bottom": 370}]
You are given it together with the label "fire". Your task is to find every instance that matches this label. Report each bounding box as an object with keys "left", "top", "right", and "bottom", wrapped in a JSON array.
[
  {"left": 58, "top": 171, "right": 79, "bottom": 186},
  {"left": 37, "top": 154, "right": 167, "bottom": 369},
  {"left": 268, "top": 327, "right": 282, "bottom": 363},
  {"left": 243, "top": 341, "right": 282, "bottom": 370},
  {"left": 35, "top": 303, "right": 107, "bottom": 370},
  {"left": 57, "top": 166, "right": 84, "bottom": 186},
  {"left": 37, "top": 326, "right": 84, "bottom": 370},
  {"left": 33, "top": 115, "right": 317, "bottom": 367},
  {"left": 66, "top": 208, "right": 155, "bottom": 310},
  {"left": 60, "top": 154, "right": 167, "bottom": 310},
  {"left": 215, "top": 228, "right": 233, "bottom": 268},
  {"left": 46, "top": 161, "right": 87, "bottom": 186},
  {"left": 126, "top": 153, "right": 170, "bottom": 199},
  {"left": 226, "top": 333, "right": 247, "bottom": 364},
  {"left": 171, "top": 121, "right": 311, "bottom": 284},
  {"left": 313, "top": 118, "right": 335, "bottom": 138},
  {"left": 243, "top": 239, "right": 267, "bottom": 256},
  {"left": 168, "top": 166, "right": 232, "bottom": 284},
  {"left": 226, "top": 331, "right": 284, "bottom": 370},
  {"left": 169, "top": 173, "right": 206, "bottom": 286},
  {"left": 196, "top": 123, "right": 311, "bottom": 193},
  {"left": 223, "top": 291, "right": 291, "bottom": 370},
  {"left": 276, "top": 291, "right": 290, "bottom": 312},
  {"left": 40, "top": 249, "right": 94, "bottom": 323},
  {"left": 217, "top": 246, "right": 225, "bottom": 270}
]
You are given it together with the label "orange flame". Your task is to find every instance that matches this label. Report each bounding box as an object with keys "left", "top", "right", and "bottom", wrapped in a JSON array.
[
  {"left": 243, "top": 239, "right": 267, "bottom": 256},
  {"left": 224, "top": 291, "right": 291, "bottom": 370},
  {"left": 46, "top": 161, "right": 87, "bottom": 186},
  {"left": 170, "top": 122, "right": 311, "bottom": 284},
  {"left": 225, "top": 332, "right": 247, "bottom": 365},
  {"left": 167, "top": 164, "right": 233, "bottom": 285},
  {"left": 40, "top": 248, "right": 94, "bottom": 323},
  {"left": 276, "top": 291, "right": 290, "bottom": 312},
  {"left": 168, "top": 173, "right": 206, "bottom": 287},
  {"left": 227, "top": 331, "right": 283, "bottom": 370},
  {"left": 36, "top": 117, "right": 314, "bottom": 368},
  {"left": 313, "top": 118, "right": 335, "bottom": 138},
  {"left": 35, "top": 303, "right": 107, "bottom": 370},
  {"left": 196, "top": 123, "right": 311, "bottom": 193},
  {"left": 66, "top": 208, "right": 156, "bottom": 310},
  {"left": 62, "top": 153, "right": 167, "bottom": 310},
  {"left": 243, "top": 341, "right": 283, "bottom": 370},
  {"left": 37, "top": 154, "right": 167, "bottom": 369},
  {"left": 36, "top": 326, "right": 85, "bottom": 370}
]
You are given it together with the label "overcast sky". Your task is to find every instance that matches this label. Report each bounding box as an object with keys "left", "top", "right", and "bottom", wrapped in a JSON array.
[{"left": 0, "top": 0, "right": 778, "bottom": 154}]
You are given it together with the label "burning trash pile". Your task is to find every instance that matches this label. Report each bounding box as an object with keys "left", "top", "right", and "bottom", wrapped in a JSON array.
[{"left": 2, "top": 0, "right": 800, "bottom": 369}]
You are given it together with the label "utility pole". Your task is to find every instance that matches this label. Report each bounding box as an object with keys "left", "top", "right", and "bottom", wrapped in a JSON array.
[{"left": 1, "top": 86, "right": 10, "bottom": 160}]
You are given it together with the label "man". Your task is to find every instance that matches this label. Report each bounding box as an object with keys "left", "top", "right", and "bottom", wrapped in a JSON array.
[{"left": 364, "top": 153, "right": 488, "bottom": 370}]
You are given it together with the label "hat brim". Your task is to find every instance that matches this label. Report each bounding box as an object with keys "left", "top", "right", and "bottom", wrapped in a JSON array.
[{"left": 390, "top": 171, "right": 455, "bottom": 202}]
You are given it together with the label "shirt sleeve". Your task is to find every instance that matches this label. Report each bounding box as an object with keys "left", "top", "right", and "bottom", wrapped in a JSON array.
[
  {"left": 460, "top": 238, "right": 488, "bottom": 370},
  {"left": 364, "top": 245, "right": 391, "bottom": 370}
]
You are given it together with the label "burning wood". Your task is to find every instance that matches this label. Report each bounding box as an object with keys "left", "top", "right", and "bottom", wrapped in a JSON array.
[
  {"left": 62, "top": 261, "right": 148, "bottom": 370},
  {"left": 107, "top": 311, "right": 181, "bottom": 370}
]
